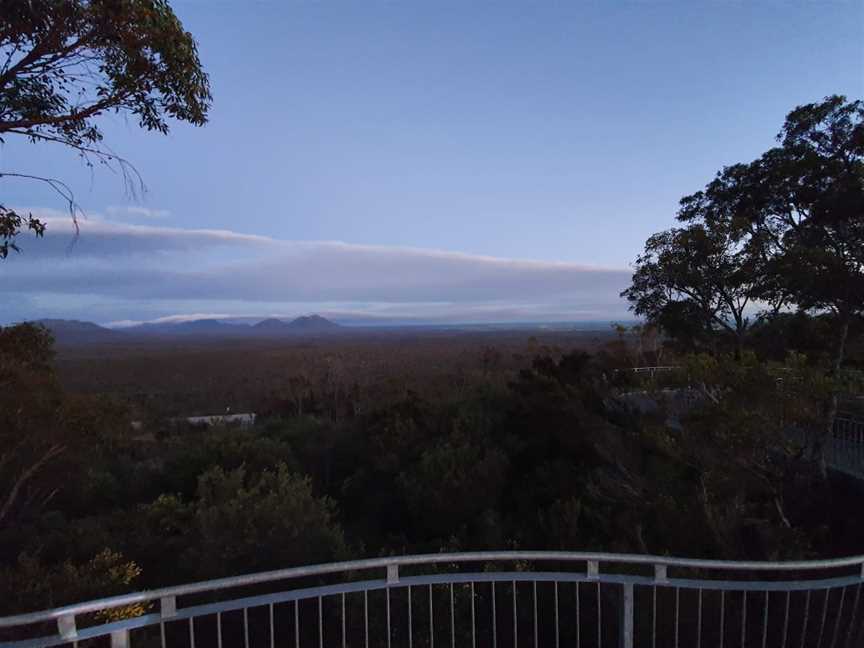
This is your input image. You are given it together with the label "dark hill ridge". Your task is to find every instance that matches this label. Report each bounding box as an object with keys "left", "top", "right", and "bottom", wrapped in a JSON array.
[
  {"left": 285, "top": 315, "right": 341, "bottom": 331},
  {"left": 132, "top": 319, "right": 247, "bottom": 336},
  {"left": 253, "top": 317, "right": 290, "bottom": 330},
  {"left": 118, "top": 314, "right": 343, "bottom": 337},
  {"left": 252, "top": 315, "right": 341, "bottom": 332},
  {"left": 33, "top": 319, "right": 122, "bottom": 345},
  {"left": 37, "top": 319, "right": 111, "bottom": 333}
]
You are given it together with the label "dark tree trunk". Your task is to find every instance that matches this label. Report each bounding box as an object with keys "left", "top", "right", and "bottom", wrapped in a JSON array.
[{"left": 734, "top": 328, "right": 744, "bottom": 361}]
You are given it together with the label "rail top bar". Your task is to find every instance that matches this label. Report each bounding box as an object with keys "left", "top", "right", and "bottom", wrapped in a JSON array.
[{"left": 1, "top": 550, "right": 862, "bottom": 627}]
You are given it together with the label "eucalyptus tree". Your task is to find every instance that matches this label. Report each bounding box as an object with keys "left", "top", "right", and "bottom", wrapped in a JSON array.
[
  {"left": 621, "top": 221, "right": 762, "bottom": 357},
  {"left": 624, "top": 95, "right": 863, "bottom": 477},
  {"left": 679, "top": 96, "right": 863, "bottom": 369},
  {"left": 681, "top": 97, "right": 862, "bottom": 476},
  {"left": 0, "top": 0, "right": 212, "bottom": 256}
]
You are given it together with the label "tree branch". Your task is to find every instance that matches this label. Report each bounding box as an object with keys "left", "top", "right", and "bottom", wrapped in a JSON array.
[{"left": 0, "top": 443, "right": 65, "bottom": 527}]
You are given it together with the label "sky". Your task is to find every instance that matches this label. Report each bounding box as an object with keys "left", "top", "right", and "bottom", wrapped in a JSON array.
[{"left": 1, "top": 0, "right": 862, "bottom": 326}]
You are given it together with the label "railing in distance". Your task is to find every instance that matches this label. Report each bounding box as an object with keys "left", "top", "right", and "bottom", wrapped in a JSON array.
[{"left": 2, "top": 551, "right": 864, "bottom": 648}]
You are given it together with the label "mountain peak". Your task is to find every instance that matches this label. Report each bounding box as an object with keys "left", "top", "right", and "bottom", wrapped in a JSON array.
[
  {"left": 253, "top": 318, "right": 289, "bottom": 330},
  {"left": 286, "top": 315, "right": 340, "bottom": 331},
  {"left": 32, "top": 319, "right": 120, "bottom": 345},
  {"left": 252, "top": 315, "right": 340, "bottom": 331}
]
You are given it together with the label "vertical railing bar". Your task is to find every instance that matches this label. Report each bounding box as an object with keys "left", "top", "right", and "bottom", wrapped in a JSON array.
[
  {"left": 674, "top": 587, "right": 680, "bottom": 648},
  {"left": 800, "top": 590, "right": 811, "bottom": 648},
  {"left": 110, "top": 631, "right": 129, "bottom": 648},
  {"left": 270, "top": 603, "right": 276, "bottom": 648},
  {"left": 450, "top": 583, "right": 455, "bottom": 648},
  {"left": 470, "top": 582, "right": 476, "bottom": 648},
  {"left": 319, "top": 596, "right": 324, "bottom": 648},
  {"left": 621, "top": 583, "right": 634, "bottom": 648},
  {"left": 512, "top": 580, "right": 518, "bottom": 648},
  {"left": 160, "top": 620, "right": 166, "bottom": 648},
  {"left": 217, "top": 611, "right": 222, "bottom": 648},
  {"left": 189, "top": 617, "right": 195, "bottom": 648},
  {"left": 429, "top": 584, "right": 434, "bottom": 648},
  {"left": 532, "top": 581, "right": 538, "bottom": 648},
  {"left": 408, "top": 585, "right": 413, "bottom": 648},
  {"left": 365, "top": 590, "right": 369, "bottom": 648},
  {"left": 596, "top": 581, "right": 601, "bottom": 648},
  {"left": 781, "top": 591, "right": 790, "bottom": 648},
  {"left": 296, "top": 600, "right": 301, "bottom": 648},
  {"left": 843, "top": 583, "right": 862, "bottom": 648},
  {"left": 816, "top": 588, "right": 830, "bottom": 647},
  {"left": 652, "top": 586, "right": 657, "bottom": 648},
  {"left": 720, "top": 590, "right": 725, "bottom": 648},
  {"left": 386, "top": 588, "right": 392, "bottom": 648},
  {"left": 575, "top": 582, "right": 580, "bottom": 648},
  {"left": 697, "top": 588, "right": 702, "bottom": 648},
  {"left": 244, "top": 607, "right": 249, "bottom": 648},
  {"left": 342, "top": 592, "right": 347, "bottom": 648},
  {"left": 554, "top": 581, "right": 559, "bottom": 648},
  {"left": 742, "top": 590, "right": 748, "bottom": 648},
  {"left": 829, "top": 586, "right": 846, "bottom": 648},
  {"left": 492, "top": 581, "right": 498, "bottom": 648}
]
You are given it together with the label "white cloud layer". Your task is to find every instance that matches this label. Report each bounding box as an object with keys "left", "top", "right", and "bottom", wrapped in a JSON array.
[
  {"left": 105, "top": 205, "right": 171, "bottom": 221},
  {"left": 1, "top": 211, "right": 633, "bottom": 324}
]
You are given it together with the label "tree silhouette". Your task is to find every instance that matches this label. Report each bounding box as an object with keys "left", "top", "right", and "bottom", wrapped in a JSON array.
[{"left": 0, "top": 0, "right": 211, "bottom": 255}]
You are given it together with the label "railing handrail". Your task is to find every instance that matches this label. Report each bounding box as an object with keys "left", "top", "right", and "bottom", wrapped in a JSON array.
[{"left": 3, "top": 550, "right": 863, "bottom": 628}]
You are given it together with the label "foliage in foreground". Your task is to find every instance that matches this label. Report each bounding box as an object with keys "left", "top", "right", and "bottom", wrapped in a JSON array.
[{"left": 1, "top": 323, "right": 857, "bottom": 616}]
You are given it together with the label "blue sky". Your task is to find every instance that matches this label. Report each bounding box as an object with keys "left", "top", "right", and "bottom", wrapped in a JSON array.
[{"left": 1, "top": 0, "right": 862, "bottom": 325}]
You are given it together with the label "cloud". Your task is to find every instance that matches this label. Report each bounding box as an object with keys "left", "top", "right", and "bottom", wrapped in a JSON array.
[
  {"left": 2, "top": 212, "right": 633, "bottom": 323},
  {"left": 11, "top": 210, "right": 273, "bottom": 259},
  {"left": 105, "top": 205, "right": 171, "bottom": 221},
  {"left": 107, "top": 313, "right": 237, "bottom": 328}
]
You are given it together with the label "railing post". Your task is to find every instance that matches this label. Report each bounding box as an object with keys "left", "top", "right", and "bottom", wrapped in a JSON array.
[
  {"left": 620, "top": 583, "right": 634, "bottom": 648},
  {"left": 387, "top": 563, "right": 399, "bottom": 585},
  {"left": 161, "top": 596, "right": 177, "bottom": 619},
  {"left": 111, "top": 629, "right": 130, "bottom": 648},
  {"left": 57, "top": 614, "right": 77, "bottom": 641},
  {"left": 587, "top": 560, "right": 599, "bottom": 580}
]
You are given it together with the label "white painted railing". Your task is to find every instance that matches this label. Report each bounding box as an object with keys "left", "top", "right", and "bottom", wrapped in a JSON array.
[{"left": 2, "top": 552, "right": 863, "bottom": 647}]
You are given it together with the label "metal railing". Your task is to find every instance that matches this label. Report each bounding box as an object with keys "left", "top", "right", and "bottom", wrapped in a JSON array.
[
  {"left": 827, "top": 416, "right": 864, "bottom": 479},
  {"left": 2, "top": 551, "right": 863, "bottom": 648},
  {"left": 618, "top": 368, "right": 864, "bottom": 481},
  {"left": 614, "top": 366, "right": 681, "bottom": 380},
  {"left": 629, "top": 366, "right": 680, "bottom": 375}
]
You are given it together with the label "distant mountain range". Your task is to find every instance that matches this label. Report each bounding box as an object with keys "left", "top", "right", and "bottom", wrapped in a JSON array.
[
  {"left": 33, "top": 319, "right": 124, "bottom": 345},
  {"left": 33, "top": 315, "right": 343, "bottom": 344},
  {"left": 24, "top": 316, "right": 624, "bottom": 347},
  {"left": 254, "top": 315, "right": 341, "bottom": 332}
]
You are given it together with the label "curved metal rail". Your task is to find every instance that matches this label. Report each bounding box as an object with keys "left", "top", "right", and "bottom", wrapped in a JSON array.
[{"left": 2, "top": 551, "right": 863, "bottom": 647}]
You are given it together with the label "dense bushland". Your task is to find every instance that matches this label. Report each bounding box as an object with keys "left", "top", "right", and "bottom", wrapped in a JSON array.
[{"left": 1, "top": 319, "right": 861, "bottom": 617}]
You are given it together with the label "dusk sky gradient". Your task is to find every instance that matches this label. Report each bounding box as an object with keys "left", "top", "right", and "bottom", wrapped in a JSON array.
[{"left": 1, "top": 0, "right": 862, "bottom": 325}]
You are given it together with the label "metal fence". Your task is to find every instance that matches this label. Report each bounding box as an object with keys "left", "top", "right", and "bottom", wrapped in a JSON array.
[
  {"left": 628, "top": 366, "right": 680, "bottom": 378},
  {"left": 622, "top": 368, "right": 864, "bottom": 480},
  {"left": 2, "top": 551, "right": 863, "bottom": 648},
  {"left": 827, "top": 417, "right": 864, "bottom": 480}
]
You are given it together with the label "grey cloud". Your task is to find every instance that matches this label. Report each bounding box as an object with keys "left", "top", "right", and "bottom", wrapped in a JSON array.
[
  {"left": 13, "top": 211, "right": 275, "bottom": 259},
  {"left": 3, "top": 216, "right": 632, "bottom": 318},
  {"left": 105, "top": 206, "right": 171, "bottom": 220}
]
